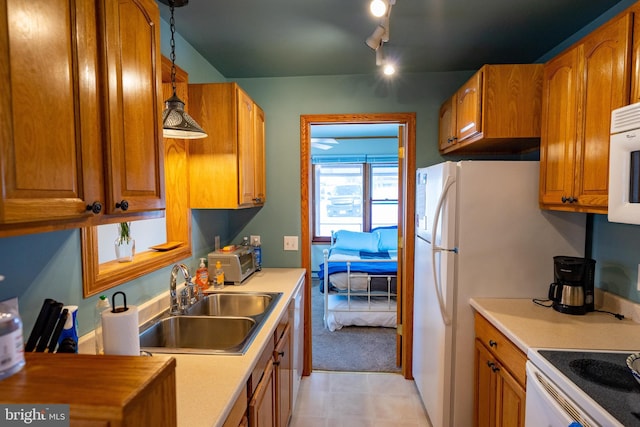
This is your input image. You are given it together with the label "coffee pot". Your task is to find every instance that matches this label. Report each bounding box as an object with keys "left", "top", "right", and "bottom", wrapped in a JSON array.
[{"left": 548, "top": 256, "right": 595, "bottom": 315}]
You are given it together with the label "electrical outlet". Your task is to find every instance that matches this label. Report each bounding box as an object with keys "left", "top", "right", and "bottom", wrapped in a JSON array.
[
  {"left": 284, "top": 236, "right": 298, "bottom": 251},
  {"left": 250, "top": 235, "right": 261, "bottom": 245}
]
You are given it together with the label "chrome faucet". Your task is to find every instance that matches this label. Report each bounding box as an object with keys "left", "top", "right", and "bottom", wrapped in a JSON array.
[{"left": 169, "top": 263, "right": 199, "bottom": 315}]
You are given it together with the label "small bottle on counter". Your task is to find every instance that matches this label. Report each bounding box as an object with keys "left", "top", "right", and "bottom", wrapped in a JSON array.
[
  {"left": 252, "top": 237, "right": 262, "bottom": 271},
  {"left": 0, "top": 296, "right": 25, "bottom": 380},
  {"left": 213, "top": 261, "right": 225, "bottom": 289},
  {"left": 94, "top": 295, "right": 110, "bottom": 355},
  {"left": 195, "top": 258, "right": 209, "bottom": 291}
]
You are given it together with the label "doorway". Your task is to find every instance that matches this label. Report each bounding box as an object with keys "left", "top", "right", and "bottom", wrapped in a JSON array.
[{"left": 300, "top": 113, "right": 416, "bottom": 379}]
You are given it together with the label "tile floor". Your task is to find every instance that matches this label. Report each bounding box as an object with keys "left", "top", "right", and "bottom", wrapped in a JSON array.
[{"left": 290, "top": 370, "right": 432, "bottom": 427}]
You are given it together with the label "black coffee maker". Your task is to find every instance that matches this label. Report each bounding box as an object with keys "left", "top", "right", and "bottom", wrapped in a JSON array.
[{"left": 548, "top": 256, "right": 595, "bottom": 315}]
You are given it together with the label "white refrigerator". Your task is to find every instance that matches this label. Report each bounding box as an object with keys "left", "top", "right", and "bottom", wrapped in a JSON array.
[{"left": 412, "top": 161, "right": 586, "bottom": 427}]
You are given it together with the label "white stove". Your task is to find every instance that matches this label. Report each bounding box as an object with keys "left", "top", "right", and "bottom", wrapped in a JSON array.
[{"left": 526, "top": 348, "right": 640, "bottom": 426}]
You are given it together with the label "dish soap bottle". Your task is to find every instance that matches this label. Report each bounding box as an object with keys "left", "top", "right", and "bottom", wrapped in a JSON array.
[
  {"left": 94, "top": 295, "right": 110, "bottom": 355},
  {"left": 252, "top": 236, "right": 262, "bottom": 271},
  {"left": 213, "top": 261, "right": 225, "bottom": 289},
  {"left": 195, "top": 258, "right": 209, "bottom": 291}
]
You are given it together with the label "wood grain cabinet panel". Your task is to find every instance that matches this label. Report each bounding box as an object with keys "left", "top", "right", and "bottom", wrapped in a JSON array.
[
  {"left": 439, "top": 64, "right": 543, "bottom": 155},
  {"left": 102, "top": 0, "right": 165, "bottom": 215},
  {"left": 188, "top": 83, "right": 266, "bottom": 209},
  {"left": 539, "top": 13, "right": 631, "bottom": 213},
  {"left": 438, "top": 95, "right": 457, "bottom": 151},
  {"left": 0, "top": 353, "right": 176, "bottom": 427},
  {"left": 473, "top": 313, "right": 526, "bottom": 427},
  {"left": 0, "top": 0, "right": 164, "bottom": 234}
]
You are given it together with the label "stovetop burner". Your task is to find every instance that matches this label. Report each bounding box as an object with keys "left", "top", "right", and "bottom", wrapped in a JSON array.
[
  {"left": 569, "top": 358, "right": 639, "bottom": 392},
  {"left": 539, "top": 350, "right": 640, "bottom": 426}
]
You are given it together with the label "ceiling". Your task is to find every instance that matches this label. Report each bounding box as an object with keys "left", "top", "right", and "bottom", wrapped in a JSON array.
[{"left": 156, "top": 0, "right": 626, "bottom": 79}]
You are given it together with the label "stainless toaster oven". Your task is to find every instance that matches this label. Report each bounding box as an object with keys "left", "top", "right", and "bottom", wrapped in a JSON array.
[{"left": 207, "top": 246, "right": 256, "bottom": 285}]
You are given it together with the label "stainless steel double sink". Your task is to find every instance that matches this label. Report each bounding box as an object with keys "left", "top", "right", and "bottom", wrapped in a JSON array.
[{"left": 139, "top": 291, "right": 282, "bottom": 355}]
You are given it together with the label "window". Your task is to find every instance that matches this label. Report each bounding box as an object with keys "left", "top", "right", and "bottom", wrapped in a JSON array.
[{"left": 313, "top": 160, "right": 398, "bottom": 241}]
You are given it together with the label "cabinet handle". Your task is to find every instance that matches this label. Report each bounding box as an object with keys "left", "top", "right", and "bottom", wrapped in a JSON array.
[
  {"left": 488, "top": 340, "right": 497, "bottom": 348},
  {"left": 561, "top": 196, "right": 578, "bottom": 204},
  {"left": 561, "top": 196, "right": 568, "bottom": 203},
  {"left": 487, "top": 361, "right": 495, "bottom": 369},
  {"left": 85, "top": 201, "right": 103, "bottom": 214},
  {"left": 273, "top": 360, "right": 280, "bottom": 366},
  {"left": 115, "top": 200, "right": 129, "bottom": 211},
  {"left": 278, "top": 351, "right": 285, "bottom": 357},
  {"left": 253, "top": 197, "right": 262, "bottom": 203}
]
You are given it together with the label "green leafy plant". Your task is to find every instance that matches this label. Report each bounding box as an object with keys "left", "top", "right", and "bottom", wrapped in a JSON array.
[{"left": 116, "top": 222, "right": 132, "bottom": 245}]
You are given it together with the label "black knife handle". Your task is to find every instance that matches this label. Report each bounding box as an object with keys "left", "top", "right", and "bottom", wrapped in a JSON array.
[
  {"left": 47, "top": 308, "right": 68, "bottom": 353},
  {"left": 25, "top": 299, "right": 55, "bottom": 352},
  {"left": 35, "top": 302, "right": 63, "bottom": 352}
]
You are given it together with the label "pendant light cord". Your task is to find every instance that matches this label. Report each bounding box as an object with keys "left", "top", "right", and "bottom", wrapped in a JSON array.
[{"left": 169, "top": 1, "right": 177, "bottom": 97}]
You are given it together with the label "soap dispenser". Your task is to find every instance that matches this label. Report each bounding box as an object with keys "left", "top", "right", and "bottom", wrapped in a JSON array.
[
  {"left": 213, "top": 261, "right": 225, "bottom": 290},
  {"left": 195, "top": 258, "right": 209, "bottom": 291}
]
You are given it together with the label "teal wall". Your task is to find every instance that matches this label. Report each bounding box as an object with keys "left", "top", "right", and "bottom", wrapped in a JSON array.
[
  {"left": 232, "top": 72, "right": 470, "bottom": 269},
  {"left": 3, "top": 0, "right": 640, "bottom": 341}
]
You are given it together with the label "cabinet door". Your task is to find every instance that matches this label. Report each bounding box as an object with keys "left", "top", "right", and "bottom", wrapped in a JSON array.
[
  {"left": 274, "top": 324, "right": 292, "bottom": 427},
  {"left": 0, "top": 0, "right": 103, "bottom": 225},
  {"left": 102, "top": 0, "right": 165, "bottom": 215},
  {"left": 248, "top": 361, "right": 275, "bottom": 427},
  {"left": 237, "top": 87, "right": 256, "bottom": 206},
  {"left": 474, "top": 340, "right": 496, "bottom": 427},
  {"left": 438, "top": 96, "right": 457, "bottom": 152},
  {"left": 456, "top": 70, "right": 482, "bottom": 143},
  {"left": 253, "top": 104, "right": 266, "bottom": 204},
  {"left": 495, "top": 364, "right": 526, "bottom": 427},
  {"left": 539, "top": 46, "right": 581, "bottom": 207},
  {"left": 573, "top": 13, "right": 631, "bottom": 210}
]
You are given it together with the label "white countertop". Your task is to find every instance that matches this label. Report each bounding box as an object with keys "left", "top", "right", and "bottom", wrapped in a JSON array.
[
  {"left": 470, "top": 297, "right": 640, "bottom": 354},
  {"left": 149, "top": 268, "right": 305, "bottom": 427}
]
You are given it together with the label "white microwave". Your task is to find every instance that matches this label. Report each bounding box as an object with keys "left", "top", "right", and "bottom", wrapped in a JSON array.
[{"left": 609, "top": 102, "right": 640, "bottom": 225}]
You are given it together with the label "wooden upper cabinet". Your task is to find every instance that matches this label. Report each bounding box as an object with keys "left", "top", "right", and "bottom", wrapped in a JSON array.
[
  {"left": 253, "top": 104, "right": 267, "bottom": 204},
  {"left": 0, "top": 0, "right": 164, "bottom": 234},
  {"left": 438, "top": 95, "right": 457, "bottom": 151},
  {"left": 539, "top": 47, "right": 581, "bottom": 208},
  {"left": 540, "top": 13, "right": 631, "bottom": 213},
  {"left": 456, "top": 71, "right": 483, "bottom": 143},
  {"left": 0, "top": 0, "right": 103, "bottom": 226},
  {"left": 439, "top": 64, "right": 543, "bottom": 155},
  {"left": 188, "top": 82, "right": 267, "bottom": 209},
  {"left": 102, "top": 0, "right": 165, "bottom": 215}
]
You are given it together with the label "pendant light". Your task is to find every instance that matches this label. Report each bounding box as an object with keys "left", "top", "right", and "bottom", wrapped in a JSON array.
[{"left": 160, "top": 0, "right": 207, "bottom": 139}]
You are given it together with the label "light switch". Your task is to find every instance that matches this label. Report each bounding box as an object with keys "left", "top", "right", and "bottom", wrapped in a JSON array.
[{"left": 284, "top": 236, "right": 298, "bottom": 251}]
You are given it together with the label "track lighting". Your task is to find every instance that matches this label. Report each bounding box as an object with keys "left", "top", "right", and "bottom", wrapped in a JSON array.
[{"left": 366, "top": 0, "right": 397, "bottom": 75}]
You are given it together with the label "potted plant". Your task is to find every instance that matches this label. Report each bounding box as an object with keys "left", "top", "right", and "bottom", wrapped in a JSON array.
[{"left": 114, "top": 222, "right": 135, "bottom": 262}]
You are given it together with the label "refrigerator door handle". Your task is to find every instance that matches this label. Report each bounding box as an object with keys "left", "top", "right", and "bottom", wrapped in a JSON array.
[{"left": 431, "top": 175, "right": 454, "bottom": 326}]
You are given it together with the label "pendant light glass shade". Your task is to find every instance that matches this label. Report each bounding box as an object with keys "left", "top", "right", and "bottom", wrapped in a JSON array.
[
  {"left": 162, "top": 94, "right": 207, "bottom": 139},
  {"left": 161, "top": 0, "right": 207, "bottom": 139}
]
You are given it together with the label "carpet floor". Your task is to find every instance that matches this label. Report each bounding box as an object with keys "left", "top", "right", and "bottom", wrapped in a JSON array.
[{"left": 311, "top": 281, "right": 400, "bottom": 372}]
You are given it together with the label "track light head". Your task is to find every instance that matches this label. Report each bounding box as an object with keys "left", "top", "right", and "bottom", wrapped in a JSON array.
[{"left": 365, "top": 25, "right": 387, "bottom": 50}]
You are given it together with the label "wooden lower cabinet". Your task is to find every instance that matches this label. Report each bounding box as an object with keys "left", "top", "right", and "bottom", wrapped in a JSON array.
[
  {"left": 248, "top": 301, "right": 294, "bottom": 427},
  {"left": 249, "top": 360, "right": 275, "bottom": 427},
  {"left": 474, "top": 313, "right": 526, "bottom": 427},
  {"left": 274, "top": 323, "right": 293, "bottom": 427},
  {"left": 0, "top": 353, "right": 176, "bottom": 427}
]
